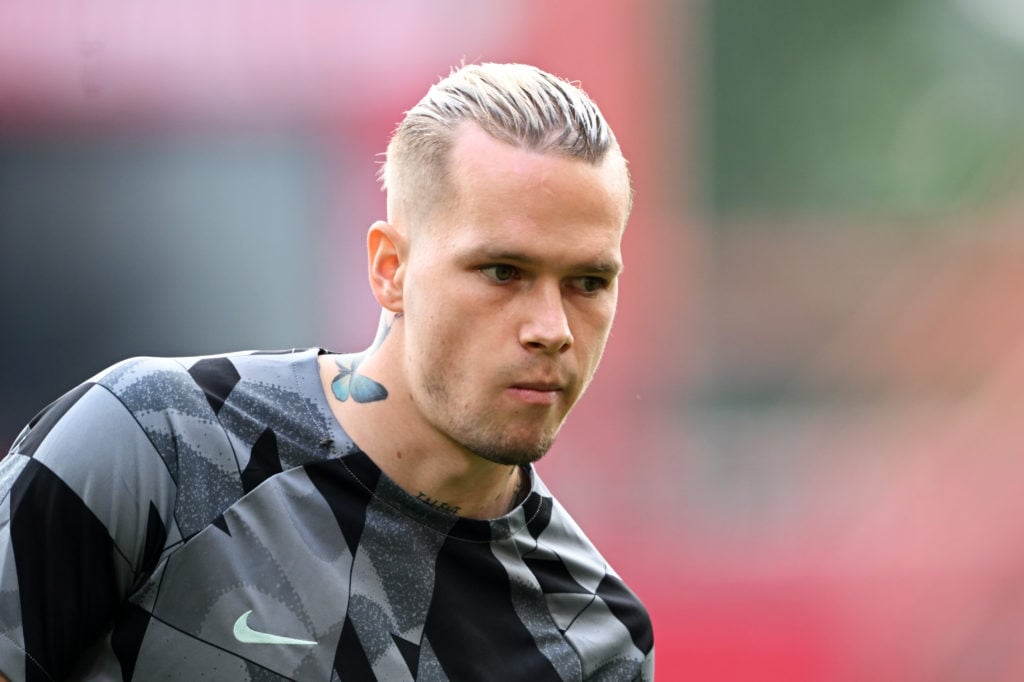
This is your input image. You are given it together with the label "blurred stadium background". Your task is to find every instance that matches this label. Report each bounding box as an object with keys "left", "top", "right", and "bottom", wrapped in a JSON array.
[{"left": 5, "top": 1, "right": 1024, "bottom": 679}]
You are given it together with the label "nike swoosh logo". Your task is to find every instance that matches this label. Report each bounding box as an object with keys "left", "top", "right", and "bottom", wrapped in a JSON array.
[{"left": 233, "top": 610, "right": 316, "bottom": 646}]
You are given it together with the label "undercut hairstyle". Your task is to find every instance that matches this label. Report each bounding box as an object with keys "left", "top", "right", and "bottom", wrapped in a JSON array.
[{"left": 381, "top": 62, "right": 629, "bottom": 225}]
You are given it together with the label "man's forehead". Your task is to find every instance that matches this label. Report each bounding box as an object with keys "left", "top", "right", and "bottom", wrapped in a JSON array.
[{"left": 447, "top": 129, "right": 629, "bottom": 215}]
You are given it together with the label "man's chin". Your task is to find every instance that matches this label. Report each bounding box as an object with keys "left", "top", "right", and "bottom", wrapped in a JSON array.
[{"left": 469, "top": 434, "right": 556, "bottom": 467}]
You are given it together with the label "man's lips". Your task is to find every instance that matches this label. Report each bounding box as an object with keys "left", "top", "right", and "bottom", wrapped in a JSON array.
[
  {"left": 507, "top": 382, "right": 564, "bottom": 405},
  {"left": 512, "top": 381, "right": 563, "bottom": 391}
]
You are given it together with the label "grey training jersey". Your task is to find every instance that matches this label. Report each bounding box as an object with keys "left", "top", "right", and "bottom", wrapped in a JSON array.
[{"left": 0, "top": 348, "right": 654, "bottom": 680}]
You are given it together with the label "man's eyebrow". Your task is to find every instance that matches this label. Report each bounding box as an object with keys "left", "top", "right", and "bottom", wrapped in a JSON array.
[
  {"left": 476, "top": 249, "right": 534, "bottom": 262},
  {"left": 476, "top": 249, "right": 623, "bottom": 275},
  {"left": 585, "top": 261, "right": 624, "bottom": 275}
]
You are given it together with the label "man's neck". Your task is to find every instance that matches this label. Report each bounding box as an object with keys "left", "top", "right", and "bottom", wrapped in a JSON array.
[{"left": 317, "top": 348, "right": 525, "bottom": 521}]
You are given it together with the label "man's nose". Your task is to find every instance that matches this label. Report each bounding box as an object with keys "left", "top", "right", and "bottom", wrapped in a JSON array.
[{"left": 519, "top": 282, "right": 573, "bottom": 353}]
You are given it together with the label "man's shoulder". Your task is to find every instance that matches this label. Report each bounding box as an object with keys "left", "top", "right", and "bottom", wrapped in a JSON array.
[
  {"left": 94, "top": 348, "right": 319, "bottom": 392},
  {"left": 84, "top": 347, "right": 335, "bottom": 537},
  {"left": 88, "top": 347, "right": 320, "bottom": 415}
]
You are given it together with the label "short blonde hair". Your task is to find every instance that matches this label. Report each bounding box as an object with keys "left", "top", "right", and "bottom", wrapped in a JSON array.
[{"left": 381, "top": 62, "right": 628, "bottom": 224}]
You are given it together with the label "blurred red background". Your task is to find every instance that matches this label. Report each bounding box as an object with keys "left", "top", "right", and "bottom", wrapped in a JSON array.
[{"left": 6, "top": 2, "right": 1024, "bottom": 679}]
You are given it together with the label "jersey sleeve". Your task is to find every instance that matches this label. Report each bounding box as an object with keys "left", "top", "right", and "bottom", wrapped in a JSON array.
[
  {"left": 640, "top": 647, "right": 655, "bottom": 680},
  {"left": 0, "top": 379, "right": 177, "bottom": 682}
]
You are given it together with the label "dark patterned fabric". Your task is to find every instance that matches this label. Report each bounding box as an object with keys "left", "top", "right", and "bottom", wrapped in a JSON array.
[{"left": 0, "top": 348, "right": 654, "bottom": 680}]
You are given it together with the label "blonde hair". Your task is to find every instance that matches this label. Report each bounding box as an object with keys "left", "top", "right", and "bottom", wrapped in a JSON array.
[{"left": 381, "top": 62, "right": 627, "bottom": 224}]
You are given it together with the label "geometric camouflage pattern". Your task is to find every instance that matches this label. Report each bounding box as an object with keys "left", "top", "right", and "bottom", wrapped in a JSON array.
[{"left": 0, "top": 348, "right": 654, "bottom": 680}]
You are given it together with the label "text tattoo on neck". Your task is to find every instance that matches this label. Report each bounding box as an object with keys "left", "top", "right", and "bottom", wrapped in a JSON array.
[{"left": 416, "top": 492, "right": 461, "bottom": 515}]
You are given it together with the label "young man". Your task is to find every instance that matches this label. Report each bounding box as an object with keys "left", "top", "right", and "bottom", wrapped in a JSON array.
[{"left": 0, "top": 63, "right": 654, "bottom": 680}]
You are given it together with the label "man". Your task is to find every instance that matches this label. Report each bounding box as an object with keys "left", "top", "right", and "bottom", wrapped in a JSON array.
[{"left": 0, "top": 63, "right": 654, "bottom": 680}]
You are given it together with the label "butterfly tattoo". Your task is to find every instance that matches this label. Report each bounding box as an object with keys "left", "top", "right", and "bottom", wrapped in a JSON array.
[{"left": 331, "top": 354, "right": 388, "bottom": 403}]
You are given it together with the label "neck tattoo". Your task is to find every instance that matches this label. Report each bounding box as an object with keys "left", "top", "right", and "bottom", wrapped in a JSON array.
[
  {"left": 414, "top": 469, "right": 524, "bottom": 517},
  {"left": 415, "top": 491, "right": 461, "bottom": 515},
  {"left": 330, "top": 314, "right": 401, "bottom": 404}
]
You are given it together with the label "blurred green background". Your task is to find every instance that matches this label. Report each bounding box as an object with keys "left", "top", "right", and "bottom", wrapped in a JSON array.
[{"left": 707, "top": 0, "right": 1024, "bottom": 216}]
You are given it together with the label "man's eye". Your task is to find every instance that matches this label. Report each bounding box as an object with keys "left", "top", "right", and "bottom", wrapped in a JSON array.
[
  {"left": 481, "top": 264, "right": 519, "bottom": 282},
  {"left": 573, "top": 276, "right": 608, "bottom": 293}
]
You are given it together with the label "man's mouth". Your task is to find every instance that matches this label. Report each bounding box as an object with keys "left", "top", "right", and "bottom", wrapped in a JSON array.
[{"left": 507, "top": 382, "right": 563, "bottom": 405}]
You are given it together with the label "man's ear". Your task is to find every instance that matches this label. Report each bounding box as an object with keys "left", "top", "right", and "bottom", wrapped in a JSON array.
[{"left": 367, "top": 220, "right": 407, "bottom": 312}]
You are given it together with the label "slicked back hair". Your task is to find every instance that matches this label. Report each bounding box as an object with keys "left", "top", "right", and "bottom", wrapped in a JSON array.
[{"left": 381, "top": 62, "right": 629, "bottom": 226}]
